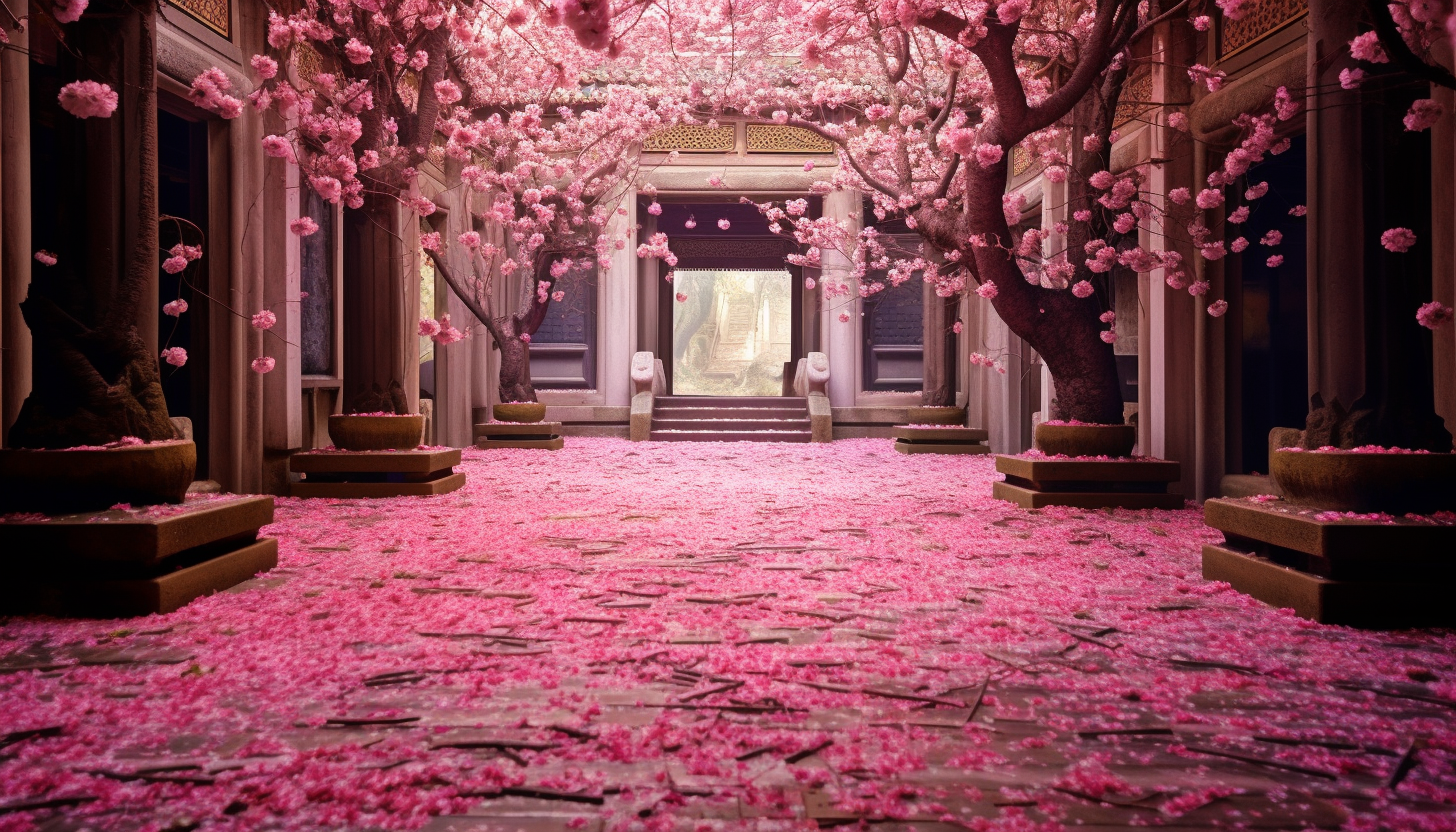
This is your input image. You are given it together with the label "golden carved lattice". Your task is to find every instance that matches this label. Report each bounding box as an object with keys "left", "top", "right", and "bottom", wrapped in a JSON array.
[
  {"left": 1113, "top": 73, "right": 1155, "bottom": 128},
  {"left": 746, "top": 124, "right": 835, "bottom": 154},
  {"left": 1221, "top": 0, "right": 1307, "bottom": 57},
  {"left": 643, "top": 125, "right": 736, "bottom": 153},
  {"left": 293, "top": 43, "right": 325, "bottom": 86},
  {"left": 169, "top": 0, "right": 229, "bottom": 38},
  {"left": 1011, "top": 145, "right": 1032, "bottom": 176}
]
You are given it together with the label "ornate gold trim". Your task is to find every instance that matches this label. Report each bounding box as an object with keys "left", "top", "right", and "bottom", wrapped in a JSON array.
[
  {"left": 1011, "top": 145, "right": 1032, "bottom": 176},
  {"left": 168, "top": 0, "right": 229, "bottom": 38},
  {"left": 1220, "top": 0, "right": 1307, "bottom": 58},
  {"left": 643, "top": 125, "right": 736, "bottom": 153},
  {"left": 746, "top": 124, "right": 834, "bottom": 154}
]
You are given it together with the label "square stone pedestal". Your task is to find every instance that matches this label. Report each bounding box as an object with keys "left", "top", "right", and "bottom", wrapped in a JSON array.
[
  {"left": 474, "top": 422, "right": 564, "bottom": 450},
  {"left": 1202, "top": 498, "right": 1456, "bottom": 626},
  {"left": 892, "top": 426, "right": 989, "bottom": 455},
  {"left": 992, "top": 456, "right": 1183, "bottom": 509},
  {"left": 290, "top": 449, "right": 465, "bottom": 498},
  {"left": 0, "top": 495, "right": 277, "bottom": 617}
]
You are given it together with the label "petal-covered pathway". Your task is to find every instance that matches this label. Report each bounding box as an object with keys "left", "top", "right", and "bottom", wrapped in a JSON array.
[{"left": 2, "top": 439, "right": 1455, "bottom": 831}]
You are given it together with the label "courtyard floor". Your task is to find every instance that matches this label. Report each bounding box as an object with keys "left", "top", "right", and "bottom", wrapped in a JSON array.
[{"left": 2, "top": 438, "right": 1455, "bottom": 831}]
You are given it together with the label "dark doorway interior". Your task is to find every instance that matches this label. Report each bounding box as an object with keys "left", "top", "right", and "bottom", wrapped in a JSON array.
[
  {"left": 1238, "top": 135, "right": 1308, "bottom": 474},
  {"left": 157, "top": 105, "right": 211, "bottom": 477}
]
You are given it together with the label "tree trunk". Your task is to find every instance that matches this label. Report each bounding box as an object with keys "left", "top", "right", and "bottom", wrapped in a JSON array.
[
  {"left": 8, "top": 3, "right": 174, "bottom": 448},
  {"left": 496, "top": 323, "right": 535, "bottom": 404}
]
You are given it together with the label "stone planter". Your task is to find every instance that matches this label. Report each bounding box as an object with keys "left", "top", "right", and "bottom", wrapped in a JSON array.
[
  {"left": 493, "top": 402, "right": 547, "bottom": 423},
  {"left": 1270, "top": 449, "right": 1456, "bottom": 514},
  {"left": 1033, "top": 423, "right": 1136, "bottom": 458},
  {"left": 328, "top": 414, "right": 425, "bottom": 451},
  {"left": 907, "top": 406, "right": 965, "bottom": 425},
  {"left": 0, "top": 439, "right": 196, "bottom": 513}
]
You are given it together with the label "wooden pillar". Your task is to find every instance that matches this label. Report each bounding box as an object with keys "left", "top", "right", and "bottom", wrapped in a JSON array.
[
  {"left": 261, "top": 114, "right": 301, "bottom": 492},
  {"left": 921, "top": 284, "right": 957, "bottom": 408},
  {"left": 1432, "top": 79, "right": 1455, "bottom": 435},
  {"left": 820, "top": 190, "right": 860, "bottom": 407},
  {"left": 0, "top": 24, "right": 32, "bottom": 444}
]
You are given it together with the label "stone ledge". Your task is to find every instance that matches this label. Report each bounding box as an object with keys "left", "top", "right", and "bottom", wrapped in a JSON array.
[
  {"left": 995, "top": 456, "right": 1181, "bottom": 483},
  {"left": 992, "top": 481, "right": 1184, "bottom": 510},
  {"left": 1, "top": 537, "right": 278, "bottom": 618},
  {"left": 476, "top": 437, "right": 566, "bottom": 451},
  {"left": 291, "top": 449, "right": 462, "bottom": 474},
  {"left": 1203, "top": 543, "right": 1454, "bottom": 627},
  {"left": 0, "top": 495, "right": 275, "bottom": 567},
  {"left": 291, "top": 472, "right": 467, "bottom": 499},
  {"left": 894, "top": 441, "right": 991, "bottom": 456},
  {"left": 473, "top": 422, "right": 562, "bottom": 440},
  {"left": 891, "top": 426, "right": 989, "bottom": 442}
]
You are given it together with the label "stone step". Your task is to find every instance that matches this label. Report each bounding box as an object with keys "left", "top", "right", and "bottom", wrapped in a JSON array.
[
  {"left": 655, "top": 396, "right": 806, "bottom": 408},
  {"left": 654, "top": 407, "right": 808, "bottom": 421},
  {"left": 652, "top": 418, "right": 811, "bottom": 432},
  {"left": 649, "top": 430, "right": 813, "bottom": 443}
]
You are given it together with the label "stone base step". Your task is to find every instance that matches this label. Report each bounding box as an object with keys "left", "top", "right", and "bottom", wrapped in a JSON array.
[
  {"left": 992, "top": 480, "right": 1184, "bottom": 510},
  {"left": 895, "top": 440, "right": 991, "bottom": 455},
  {"left": 477, "top": 437, "right": 565, "bottom": 450},
  {"left": 1203, "top": 543, "right": 1455, "bottom": 627},
  {"left": 649, "top": 430, "right": 812, "bottom": 443},
  {"left": 2, "top": 537, "right": 278, "bottom": 618},
  {"left": 292, "top": 471, "right": 466, "bottom": 499}
]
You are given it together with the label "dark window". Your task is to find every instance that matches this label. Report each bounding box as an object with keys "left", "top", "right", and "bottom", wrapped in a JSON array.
[
  {"left": 300, "top": 188, "right": 335, "bottom": 376},
  {"left": 532, "top": 260, "right": 597, "bottom": 389}
]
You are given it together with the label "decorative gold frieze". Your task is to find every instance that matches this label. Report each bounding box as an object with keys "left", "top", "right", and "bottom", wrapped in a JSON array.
[
  {"left": 1011, "top": 145, "right": 1032, "bottom": 176},
  {"left": 643, "top": 124, "right": 736, "bottom": 153},
  {"left": 1221, "top": 0, "right": 1307, "bottom": 57},
  {"left": 168, "top": 0, "right": 229, "bottom": 38},
  {"left": 1113, "top": 73, "right": 1155, "bottom": 128},
  {"left": 746, "top": 124, "right": 835, "bottom": 154}
]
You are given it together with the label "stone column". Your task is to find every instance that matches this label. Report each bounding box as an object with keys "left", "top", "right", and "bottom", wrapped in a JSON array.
[
  {"left": 600, "top": 191, "right": 637, "bottom": 406},
  {"left": 1432, "top": 78, "right": 1455, "bottom": 433},
  {"left": 820, "top": 190, "right": 860, "bottom": 407},
  {"left": 1145, "top": 21, "right": 1200, "bottom": 497},
  {"left": 343, "top": 193, "right": 419, "bottom": 415},
  {"left": 260, "top": 120, "right": 302, "bottom": 493},
  {"left": 0, "top": 26, "right": 32, "bottom": 444},
  {"left": 432, "top": 175, "right": 476, "bottom": 447}
]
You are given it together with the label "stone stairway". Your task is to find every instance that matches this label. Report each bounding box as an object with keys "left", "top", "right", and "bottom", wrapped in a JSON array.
[{"left": 650, "top": 396, "right": 811, "bottom": 442}]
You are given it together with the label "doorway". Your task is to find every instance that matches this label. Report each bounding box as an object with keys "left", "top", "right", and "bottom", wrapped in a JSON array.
[{"left": 672, "top": 269, "right": 793, "bottom": 396}]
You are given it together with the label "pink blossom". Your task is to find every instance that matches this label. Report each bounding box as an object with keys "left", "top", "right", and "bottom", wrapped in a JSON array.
[
  {"left": 163, "top": 299, "right": 188, "bottom": 317},
  {"left": 977, "top": 281, "right": 999, "bottom": 299},
  {"left": 1168, "top": 188, "right": 1191, "bottom": 205},
  {"left": 1208, "top": 299, "right": 1229, "bottom": 317},
  {"left": 188, "top": 67, "right": 243, "bottom": 118},
  {"left": 647, "top": 202, "right": 663, "bottom": 216},
  {"left": 952, "top": 320, "right": 963, "bottom": 334},
  {"left": 162, "top": 255, "right": 189, "bottom": 274},
  {"left": 1228, "top": 206, "right": 1250, "bottom": 224},
  {"left": 804, "top": 277, "right": 816, "bottom": 290},
  {"left": 1404, "top": 99, "right": 1444, "bottom": 131},
  {"left": 1267, "top": 255, "right": 1285, "bottom": 268},
  {"left": 1200, "top": 242, "right": 1227, "bottom": 261},
  {"left": 1088, "top": 170, "right": 1115, "bottom": 190},
  {"left": 707, "top": 175, "right": 724, "bottom": 188},
  {"left": 1189, "top": 280, "right": 1210, "bottom": 296},
  {"left": 1099, "top": 329, "right": 1116, "bottom": 343},
  {"left": 1244, "top": 181, "right": 1269, "bottom": 200},
  {"left": 519, "top": 333, "right": 531, "bottom": 343},
  {"left": 33, "top": 250, "right": 57, "bottom": 266},
  {"left": 1381, "top": 227, "right": 1417, "bottom": 252},
  {"left": 250, "top": 54, "right": 278, "bottom": 79},
  {"left": 52, "top": 0, "right": 87, "bottom": 23},
  {"left": 1072, "top": 209, "right": 1092, "bottom": 222},
  {"left": 57, "top": 80, "right": 118, "bottom": 118},
  {"left": 1100, "top": 310, "right": 1116, "bottom": 324},
  {"left": 803, "top": 161, "right": 815, "bottom": 171},
  {"left": 1231, "top": 237, "right": 1249, "bottom": 253},
  {"left": 344, "top": 38, "right": 373, "bottom": 64},
  {"left": 1417, "top": 301, "right": 1453, "bottom": 329},
  {"left": 261, "top": 135, "right": 294, "bottom": 162},
  {"left": 1191, "top": 14, "right": 1211, "bottom": 30},
  {"left": 1082, "top": 135, "right": 1104, "bottom": 152},
  {"left": 1260, "top": 229, "right": 1283, "bottom": 246},
  {"left": 973, "top": 143, "right": 1003, "bottom": 168},
  {"left": 684, "top": 215, "right": 697, "bottom": 229},
  {"left": 1195, "top": 188, "right": 1223, "bottom": 209},
  {"left": 434, "top": 80, "right": 463, "bottom": 105},
  {"left": 717, "top": 218, "right": 731, "bottom": 230},
  {"left": 1349, "top": 31, "right": 1389, "bottom": 62},
  {"left": 420, "top": 232, "right": 442, "bottom": 252},
  {"left": 458, "top": 231, "right": 482, "bottom": 249},
  {"left": 1339, "top": 68, "right": 1365, "bottom": 89},
  {"left": 1289, "top": 204, "right": 1308, "bottom": 216},
  {"left": 251, "top": 356, "right": 276, "bottom": 374},
  {"left": 675, "top": 292, "right": 688, "bottom": 303},
  {"left": 838, "top": 311, "right": 850, "bottom": 322},
  {"left": 418, "top": 318, "right": 442, "bottom": 338},
  {"left": 251, "top": 310, "right": 277, "bottom": 330},
  {"left": 1071, "top": 280, "right": 1094, "bottom": 298},
  {"left": 160, "top": 346, "right": 188, "bottom": 367},
  {"left": 552, "top": 290, "right": 565, "bottom": 302},
  {"left": 290, "top": 217, "right": 319, "bottom": 236}
]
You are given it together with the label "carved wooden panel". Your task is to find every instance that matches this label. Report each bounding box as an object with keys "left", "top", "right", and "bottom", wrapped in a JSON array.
[
  {"left": 644, "top": 125, "right": 736, "bottom": 153},
  {"left": 1114, "top": 73, "right": 1154, "bottom": 128},
  {"left": 1221, "top": 0, "right": 1307, "bottom": 57},
  {"left": 746, "top": 124, "right": 835, "bottom": 154},
  {"left": 169, "top": 0, "right": 229, "bottom": 38}
]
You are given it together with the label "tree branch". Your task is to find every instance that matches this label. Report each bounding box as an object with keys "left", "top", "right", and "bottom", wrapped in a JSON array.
[{"left": 1366, "top": 0, "right": 1456, "bottom": 90}]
